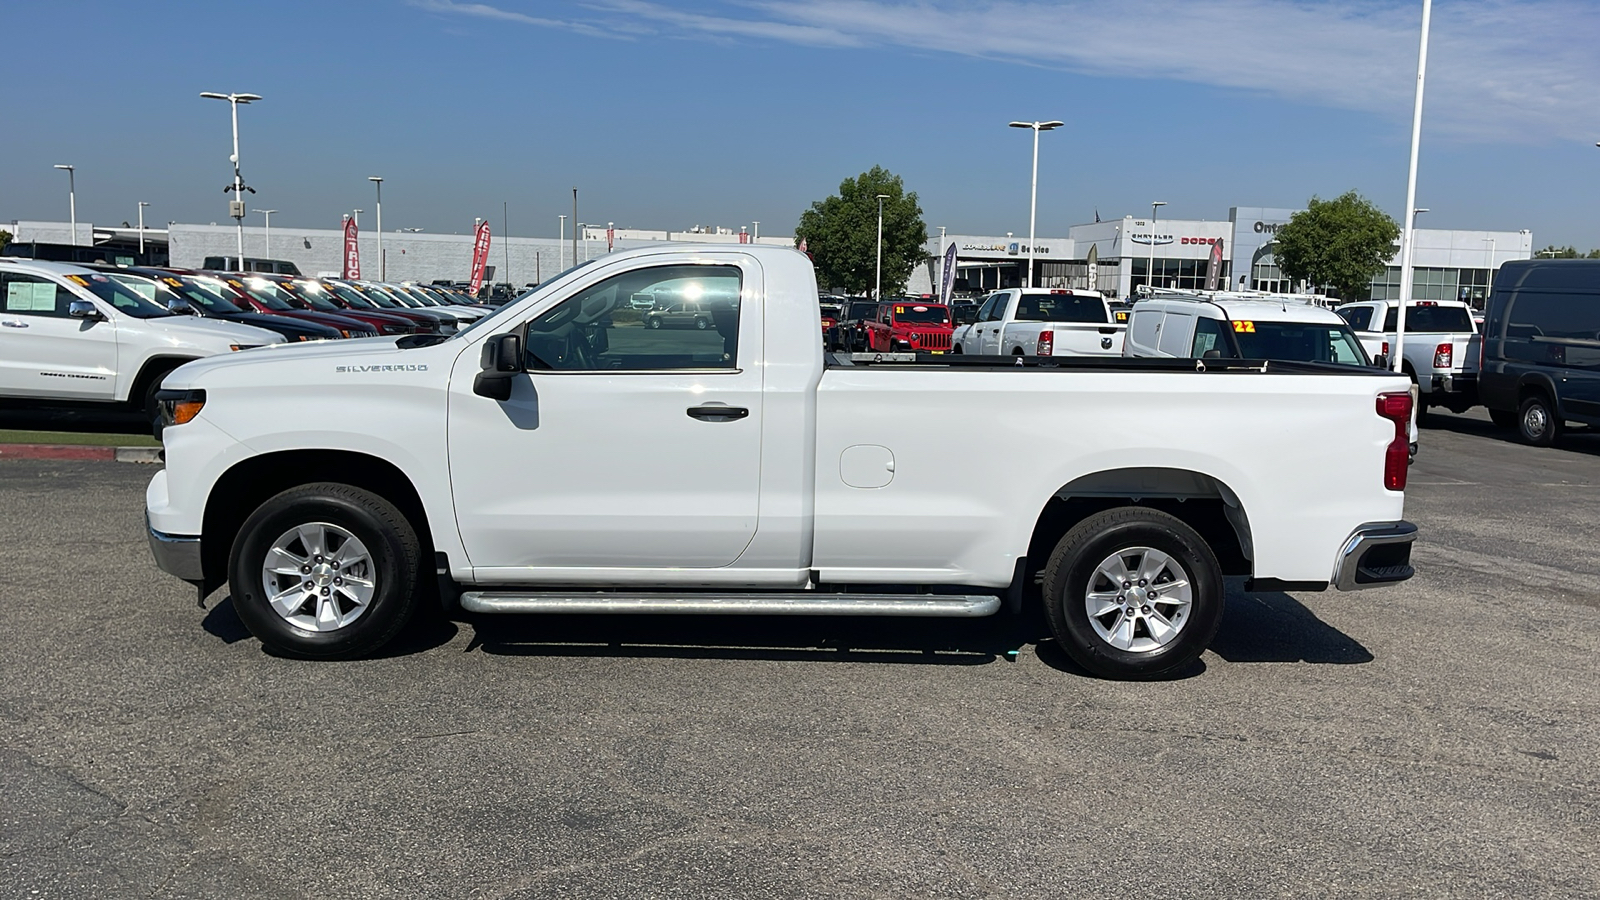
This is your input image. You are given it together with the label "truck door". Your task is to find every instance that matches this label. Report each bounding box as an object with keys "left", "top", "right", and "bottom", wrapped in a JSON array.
[
  {"left": 0, "top": 272, "right": 118, "bottom": 401},
  {"left": 446, "top": 258, "right": 764, "bottom": 570},
  {"left": 977, "top": 292, "right": 1011, "bottom": 354}
]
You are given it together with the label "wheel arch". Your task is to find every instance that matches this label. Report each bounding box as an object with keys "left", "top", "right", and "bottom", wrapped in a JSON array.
[
  {"left": 1026, "top": 467, "right": 1253, "bottom": 579},
  {"left": 200, "top": 449, "right": 433, "bottom": 595},
  {"left": 127, "top": 354, "right": 201, "bottom": 405}
]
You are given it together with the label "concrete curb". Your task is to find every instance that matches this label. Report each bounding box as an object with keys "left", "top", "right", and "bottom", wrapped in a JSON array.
[{"left": 0, "top": 444, "right": 162, "bottom": 463}]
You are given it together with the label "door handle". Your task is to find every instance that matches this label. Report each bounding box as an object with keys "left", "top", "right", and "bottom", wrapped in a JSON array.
[
  {"left": 1, "top": 320, "right": 29, "bottom": 328},
  {"left": 687, "top": 405, "right": 749, "bottom": 422}
]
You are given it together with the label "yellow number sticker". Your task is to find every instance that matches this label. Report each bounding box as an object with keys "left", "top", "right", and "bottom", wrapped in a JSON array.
[
  {"left": 1232, "top": 320, "right": 1256, "bottom": 333},
  {"left": 164, "top": 277, "right": 184, "bottom": 287},
  {"left": 895, "top": 306, "right": 906, "bottom": 314},
  {"left": 67, "top": 275, "right": 89, "bottom": 286}
]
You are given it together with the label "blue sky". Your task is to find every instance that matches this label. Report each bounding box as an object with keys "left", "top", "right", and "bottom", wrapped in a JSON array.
[{"left": 4, "top": 1, "right": 1598, "bottom": 248}]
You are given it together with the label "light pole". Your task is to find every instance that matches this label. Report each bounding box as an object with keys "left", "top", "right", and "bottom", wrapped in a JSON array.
[
  {"left": 252, "top": 208, "right": 277, "bottom": 259},
  {"left": 1009, "top": 120, "right": 1063, "bottom": 288},
  {"left": 558, "top": 214, "right": 566, "bottom": 270},
  {"left": 53, "top": 165, "right": 76, "bottom": 246},
  {"left": 369, "top": 176, "right": 384, "bottom": 280},
  {"left": 1148, "top": 201, "right": 1167, "bottom": 293},
  {"left": 137, "top": 201, "right": 149, "bottom": 255},
  {"left": 875, "top": 193, "right": 889, "bottom": 299},
  {"left": 1393, "top": 0, "right": 1432, "bottom": 373},
  {"left": 199, "top": 91, "right": 262, "bottom": 267}
]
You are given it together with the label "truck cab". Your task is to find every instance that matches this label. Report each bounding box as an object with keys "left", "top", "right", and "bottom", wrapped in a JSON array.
[{"left": 1336, "top": 299, "right": 1479, "bottom": 414}]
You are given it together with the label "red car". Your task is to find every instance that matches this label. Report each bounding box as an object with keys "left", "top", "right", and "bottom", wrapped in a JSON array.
[{"left": 862, "top": 301, "right": 953, "bottom": 353}]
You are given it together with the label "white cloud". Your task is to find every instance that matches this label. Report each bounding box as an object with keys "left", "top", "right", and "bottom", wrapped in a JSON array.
[{"left": 416, "top": 0, "right": 1600, "bottom": 142}]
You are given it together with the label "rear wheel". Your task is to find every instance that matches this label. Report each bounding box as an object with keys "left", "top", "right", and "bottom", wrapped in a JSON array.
[
  {"left": 1518, "top": 393, "right": 1561, "bottom": 447},
  {"left": 228, "top": 483, "right": 423, "bottom": 659},
  {"left": 1041, "top": 508, "right": 1224, "bottom": 679},
  {"left": 695, "top": 317, "right": 709, "bottom": 330}
]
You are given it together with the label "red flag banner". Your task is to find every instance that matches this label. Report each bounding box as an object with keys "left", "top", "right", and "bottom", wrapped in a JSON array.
[
  {"left": 469, "top": 221, "right": 493, "bottom": 296},
  {"left": 1205, "top": 238, "right": 1225, "bottom": 291},
  {"left": 606, "top": 225, "right": 615, "bottom": 253},
  {"left": 342, "top": 217, "right": 361, "bottom": 279}
]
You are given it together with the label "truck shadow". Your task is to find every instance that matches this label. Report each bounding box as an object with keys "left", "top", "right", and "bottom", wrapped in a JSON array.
[
  {"left": 1206, "top": 588, "right": 1373, "bottom": 665},
  {"left": 1423, "top": 411, "right": 1600, "bottom": 457}
]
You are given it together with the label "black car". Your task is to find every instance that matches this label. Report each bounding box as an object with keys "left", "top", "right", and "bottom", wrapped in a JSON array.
[
  {"left": 1479, "top": 258, "right": 1600, "bottom": 446},
  {"left": 85, "top": 265, "right": 344, "bottom": 343}
]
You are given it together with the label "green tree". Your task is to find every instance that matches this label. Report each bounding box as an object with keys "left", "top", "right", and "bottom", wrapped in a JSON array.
[
  {"left": 1534, "top": 245, "right": 1600, "bottom": 259},
  {"left": 0, "top": 229, "right": 10, "bottom": 254},
  {"left": 795, "top": 166, "right": 927, "bottom": 296},
  {"left": 1272, "top": 191, "right": 1401, "bottom": 299}
]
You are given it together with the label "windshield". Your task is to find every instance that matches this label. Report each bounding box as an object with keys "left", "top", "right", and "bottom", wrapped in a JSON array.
[
  {"left": 322, "top": 282, "right": 378, "bottom": 309},
  {"left": 143, "top": 274, "right": 245, "bottom": 314},
  {"left": 198, "top": 275, "right": 286, "bottom": 311},
  {"left": 890, "top": 303, "right": 949, "bottom": 325},
  {"left": 350, "top": 285, "right": 401, "bottom": 308},
  {"left": 67, "top": 273, "right": 171, "bottom": 318},
  {"left": 1232, "top": 322, "right": 1370, "bottom": 366},
  {"left": 846, "top": 301, "right": 879, "bottom": 319},
  {"left": 1014, "top": 292, "right": 1108, "bottom": 323},
  {"left": 235, "top": 277, "right": 316, "bottom": 311}
]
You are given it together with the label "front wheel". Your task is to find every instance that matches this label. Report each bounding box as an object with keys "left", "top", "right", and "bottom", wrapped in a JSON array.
[
  {"left": 1041, "top": 508, "right": 1224, "bottom": 679},
  {"left": 228, "top": 483, "right": 423, "bottom": 659},
  {"left": 952, "top": 344, "right": 963, "bottom": 354}
]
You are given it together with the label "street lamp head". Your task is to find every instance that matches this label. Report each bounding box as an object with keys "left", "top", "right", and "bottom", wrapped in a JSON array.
[
  {"left": 1008, "top": 121, "right": 1032, "bottom": 129},
  {"left": 1039, "top": 120, "right": 1064, "bottom": 130},
  {"left": 368, "top": 176, "right": 383, "bottom": 183},
  {"left": 1415, "top": 208, "right": 1429, "bottom": 214},
  {"left": 198, "top": 92, "right": 227, "bottom": 100},
  {"left": 235, "top": 93, "right": 262, "bottom": 103},
  {"left": 53, "top": 163, "right": 73, "bottom": 171},
  {"left": 1151, "top": 201, "right": 1167, "bottom": 208}
]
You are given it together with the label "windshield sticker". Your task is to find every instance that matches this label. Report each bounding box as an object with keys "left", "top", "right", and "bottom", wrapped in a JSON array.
[{"left": 1232, "top": 320, "right": 1257, "bottom": 333}]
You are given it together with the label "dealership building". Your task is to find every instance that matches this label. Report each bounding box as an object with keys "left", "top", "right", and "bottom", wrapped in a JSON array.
[{"left": 912, "top": 207, "right": 1534, "bottom": 306}]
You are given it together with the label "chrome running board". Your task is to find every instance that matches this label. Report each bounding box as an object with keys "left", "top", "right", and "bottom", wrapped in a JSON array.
[{"left": 459, "top": 591, "right": 1001, "bottom": 618}]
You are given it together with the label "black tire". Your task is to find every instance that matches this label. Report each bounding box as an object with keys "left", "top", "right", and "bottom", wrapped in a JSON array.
[
  {"left": 1517, "top": 393, "right": 1561, "bottom": 447},
  {"left": 647, "top": 317, "right": 661, "bottom": 330},
  {"left": 228, "top": 483, "right": 423, "bottom": 659},
  {"left": 953, "top": 344, "right": 963, "bottom": 354},
  {"left": 695, "top": 317, "right": 709, "bottom": 330},
  {"left": 141, "top": 377, "right": 166, "bottom": 438},
  {"left": 1487, "top": 408, "right": 1517, "bottom": 430},
  {"left": 1041, "top": 507, "right": 1224, "bottom": 679}
]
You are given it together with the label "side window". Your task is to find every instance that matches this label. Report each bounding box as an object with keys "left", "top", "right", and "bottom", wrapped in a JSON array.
[
  {"left": 1192, "top": 317, "right": 1231, "bottom": 357},
  {"left": 1128, "top": 308, "right": 1162, "bottom": 350},
  {"left": 1509, "top": 291, "right": 1600, "bottom": 341},
  {"left": 1339, "top": 306, "right": 1373, "bottom": 331},
  {"left": 1157, "top": 312, "right": 1194, "bottom": 356},
  {"left": 974, "top": 295, "right": 997, "bottom": 322},
  {"left": 1, "top": 273, "right": 70, "bottom": 318},
  {"left": 984, "top": 295, "right": 1009, "bottom": 322},
  {"left": 523, "top": 264, "right": 741, "bottom": 371},
  {"left": 1382, "top": 307, "right": 1399, "bottom": 331}
]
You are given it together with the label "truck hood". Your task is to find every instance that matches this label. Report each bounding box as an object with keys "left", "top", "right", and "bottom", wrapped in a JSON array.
[
  {"left": 151, "top": 314, "right": 284, "bottom": 346},
  {"left": 161, "top": 335, "right": 452, "bottom": 388}
]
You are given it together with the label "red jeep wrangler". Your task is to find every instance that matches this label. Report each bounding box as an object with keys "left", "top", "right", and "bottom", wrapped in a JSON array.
[{"left": 863, "top": 301, "right": 953, "bottom": 353}]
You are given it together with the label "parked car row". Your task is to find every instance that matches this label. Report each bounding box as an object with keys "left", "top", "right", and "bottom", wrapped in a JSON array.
[{"left": 0, "top": 257, "right": 496, "bottom": 434}]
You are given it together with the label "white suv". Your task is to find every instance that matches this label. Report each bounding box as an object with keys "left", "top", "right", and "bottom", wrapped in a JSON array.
[{"left": 0, "top": 259, "right": 284, "bottom": 431}]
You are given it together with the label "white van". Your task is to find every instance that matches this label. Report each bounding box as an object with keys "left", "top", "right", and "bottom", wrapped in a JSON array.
[{"left": 1123, "top": 291, "right": 1371, "bottom": 367}]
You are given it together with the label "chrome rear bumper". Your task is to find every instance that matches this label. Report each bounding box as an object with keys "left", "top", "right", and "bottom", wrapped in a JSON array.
[
  {"left": 1333, "top": 521, "right": 1417, "bottom": 591},
  {"left": 147, "top": 512, "right": 203, "bottom": 583}
]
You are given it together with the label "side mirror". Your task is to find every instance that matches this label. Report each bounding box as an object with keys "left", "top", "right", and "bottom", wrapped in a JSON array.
[
  {"left": 473, "top": 333, "right": 523, "bottom": 401},
  {"left": 1202, "top": 349, "right": 1222, "bottom": 359},
  {"left": 68, "top": 299, "right": 104, "bottom": 321},
  {"left": 167, "top": 298, "right": 196, "bottom": 316},
  {"left": 1371, "top": 354, "right": 1388, "bottom": 370}
]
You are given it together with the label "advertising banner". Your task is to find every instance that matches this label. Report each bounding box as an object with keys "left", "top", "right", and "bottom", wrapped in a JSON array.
[
  {"left": 1205, "top": 238, "right": 1225, "bottom": 291},
  {"left": 607, "top": 225, "right": 615, "bottom": 252},
  {"left": 469, "top": 221, "right": 492, "bottom": 296},
  {"left": 342, "top": 217, "right": 360, "bottom": 280},
  {"left": 939, "top": 242, "right": 958, "bottom": 305}
]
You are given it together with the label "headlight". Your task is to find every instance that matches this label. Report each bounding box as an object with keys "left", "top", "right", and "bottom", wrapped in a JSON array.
[
  {"left": 229, "top": 344, "right": 262, "bottom": 352},
  {"left": 338, "top": 329, "right": 352, "bottom": 338},
  {"left": 155, "top": 389, "right": 206, "bottom": 428},
  {"left": 295, "top": 335, "right": 314, "bottom": 342}
]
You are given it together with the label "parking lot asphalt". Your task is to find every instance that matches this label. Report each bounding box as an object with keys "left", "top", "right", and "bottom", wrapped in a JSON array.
[{"left": 2, "top": 412, "right": 1597, "bottom": 899}]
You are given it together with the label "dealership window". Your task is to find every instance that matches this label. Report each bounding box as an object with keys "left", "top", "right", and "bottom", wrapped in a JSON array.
[{"left": 1132, "top": 258, "right": 1229, "bottom": 293}]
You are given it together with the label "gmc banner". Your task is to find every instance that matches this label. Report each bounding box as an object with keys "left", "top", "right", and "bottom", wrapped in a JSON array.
[
  {"left": 342, "top": 217, "right": 361, "bottom": 280},
  {"left": 939, "top": 242, "right": 958, "bottom": 305},
  {"left": 468, "top": 221, "right": 492, "bottom": 296},
  {"left": 1205, "top": 238, "right": 1225, "bottom": 291}
]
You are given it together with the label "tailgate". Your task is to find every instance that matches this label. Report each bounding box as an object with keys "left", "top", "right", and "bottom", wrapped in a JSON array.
[{"left": 1051, "top": 323, "right": 1126, "bottom": 356}]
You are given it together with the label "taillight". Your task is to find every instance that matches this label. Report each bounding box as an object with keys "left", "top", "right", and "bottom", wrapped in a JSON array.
[
  {"left": 1433, "top": 342, "right": 1452, "bottom": 369},
  {"left": 1381, "top": 341, "right": 1389, "bottom": 358},
  {"left": 1376, "top": 391, "right": 1412, "bottom": 491},
  {"left": 1037, "top": 330, "right": 1054, "bottom": 356}
]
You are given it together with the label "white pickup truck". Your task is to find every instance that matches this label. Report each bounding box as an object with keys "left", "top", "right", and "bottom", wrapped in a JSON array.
[
  {"left": 952, "top": 288, "right": 1125, "bottom": 357},
  {"left": 1335, "top": 299, "right": 1479, "bottom": 415},
  {"left": 146, "top": 245, "right": 1418, "bottom": 679},
  {"left": 1, "top": 259, "right": 285, "bottom": 431}
]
